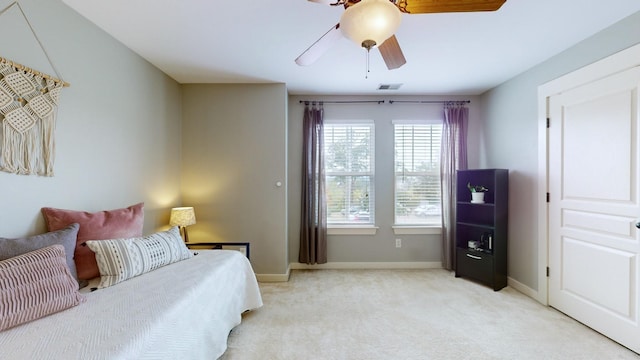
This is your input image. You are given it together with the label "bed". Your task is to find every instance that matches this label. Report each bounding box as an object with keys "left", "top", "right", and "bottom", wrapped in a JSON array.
[{"left": 0, "top": 249, "right": 263, "bottom": 359}]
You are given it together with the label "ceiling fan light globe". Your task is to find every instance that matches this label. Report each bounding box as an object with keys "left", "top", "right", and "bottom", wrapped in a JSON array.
[{"left": 339, "top": 0, "right": 401, "bottom": 49}]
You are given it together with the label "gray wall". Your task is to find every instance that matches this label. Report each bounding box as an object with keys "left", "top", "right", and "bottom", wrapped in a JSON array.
[
  {"left": 0, "top": 0, "right": 183, "bottom": 237},
  {"left": 181, "top": 84, "right": 288, "bottom": 276},
  {"left": 479, "top": 11, "right": 640, "bottom": 291},
  {"left": 288, "top": 95, "right": 481, "bottom": 266}
]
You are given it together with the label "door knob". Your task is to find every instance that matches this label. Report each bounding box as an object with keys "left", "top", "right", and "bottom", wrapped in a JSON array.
[{"left": 636, "top": 222, "right": 640, "bottom": 229}]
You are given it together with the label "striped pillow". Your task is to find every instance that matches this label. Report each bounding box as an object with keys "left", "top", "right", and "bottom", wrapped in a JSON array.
[
  {"left": 86, "top": 226, "right": 192, "bottom": 288},
  {"left": 0, "top": 245, "right": 86, "bottom": 331}
]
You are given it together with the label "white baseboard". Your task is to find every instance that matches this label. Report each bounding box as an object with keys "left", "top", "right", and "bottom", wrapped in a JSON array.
[
  {"left": 255, "top": 262, "right": 442, "bottom": 282},
  {"left": 507, "top": 276, "right": 540, "bottom": 301},
  {"left": 256, "top": 269, "right": 291, "bottom": 282},
  {"left": 289, "top": 261, "right": 442, "bottom": 270}
]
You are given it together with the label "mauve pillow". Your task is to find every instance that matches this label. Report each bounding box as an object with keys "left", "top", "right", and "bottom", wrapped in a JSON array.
[
  {"left": 0, "top": 223, "right": 80, "bottom": 282},
  {"left": 0, "top": 245, "right": 86, "bottom": 331},
  {"left": 41, "top": 203, "right": 144, "bottom": 280}
]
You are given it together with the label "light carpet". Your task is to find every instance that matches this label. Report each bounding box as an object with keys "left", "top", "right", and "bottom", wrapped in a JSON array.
[{"left": 220, "top": 269, "right": 638, "bottom": 360}]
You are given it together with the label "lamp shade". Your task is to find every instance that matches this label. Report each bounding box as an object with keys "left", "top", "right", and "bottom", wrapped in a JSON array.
[
  {"left": 169, "top": 207, "right": 196, "bottom": 227},
  {"left": 340, "top": 0, "right": 401, "bottom": 49}
]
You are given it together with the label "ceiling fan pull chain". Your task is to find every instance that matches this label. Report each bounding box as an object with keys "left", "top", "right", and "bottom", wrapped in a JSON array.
[{"left": 365, "top": 48, "right": 370, "bottom": 79}]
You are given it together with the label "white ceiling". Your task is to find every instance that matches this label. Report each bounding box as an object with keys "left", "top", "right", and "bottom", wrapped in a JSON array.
[{"left": 61, "top": 0, "right": 640, "bottom": 95}]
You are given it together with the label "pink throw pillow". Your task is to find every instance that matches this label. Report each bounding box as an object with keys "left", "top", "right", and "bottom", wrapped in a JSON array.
[
  {"left": 0, "top": 245, "right": 86, "bottom": 331},
  {"left": 41, "top": 203, "right": 144, "bottom": 280}
]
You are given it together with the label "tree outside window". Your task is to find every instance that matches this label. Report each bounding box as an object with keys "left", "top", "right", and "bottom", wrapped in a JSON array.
[
  {"left": 324, "top": 121, "right": 374, "bottom": 225},
  {"left": 394, "top": 121, "right": 442, "bottom": 225}
]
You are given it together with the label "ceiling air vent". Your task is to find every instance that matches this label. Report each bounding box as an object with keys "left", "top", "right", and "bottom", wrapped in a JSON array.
[{"left": 377, "top": 83, "right": 402, "bottom": 90}]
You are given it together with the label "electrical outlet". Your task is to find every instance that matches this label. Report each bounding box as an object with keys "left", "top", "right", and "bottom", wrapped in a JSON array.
[{"left": 395, "top": 238, "right": 401, "bottom": 248}]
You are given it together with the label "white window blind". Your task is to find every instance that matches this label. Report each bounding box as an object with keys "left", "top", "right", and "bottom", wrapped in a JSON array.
[
  {"left": 394, "top": 121, "right": 442, "bottom": 225},
  {"left": 324, "top": 121, "right": 375, "bottom": 225}
]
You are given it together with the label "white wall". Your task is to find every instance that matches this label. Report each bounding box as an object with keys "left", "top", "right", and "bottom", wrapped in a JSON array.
[
  {"left": 480, "top": 11, "right": 640, "bottom": 292},
  {"left": 0, "top": 0, "right": 183, "bottom": 237},
  {"left": 287, "top": 95, "right": 481, "bottom": 266}
]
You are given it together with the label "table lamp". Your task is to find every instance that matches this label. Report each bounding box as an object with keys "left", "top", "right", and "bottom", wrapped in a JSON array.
[{"left": 169, "top": 206, "right": 196, "bottom": 242}]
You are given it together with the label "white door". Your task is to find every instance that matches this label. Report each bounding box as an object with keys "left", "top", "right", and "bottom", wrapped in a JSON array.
[{"left": 548, "top": 66, "right": 640, "bottom": 352}]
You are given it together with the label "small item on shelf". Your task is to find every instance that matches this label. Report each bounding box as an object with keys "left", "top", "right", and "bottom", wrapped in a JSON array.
[
  {"left": 480, "top": 232, "right": 493, "bottom": 250},
  {"left": 467, "top": 182, "right": 489, "bottom": 203},
  {"left": 468, "top": 240, "right": 480, "bottom": 250}
]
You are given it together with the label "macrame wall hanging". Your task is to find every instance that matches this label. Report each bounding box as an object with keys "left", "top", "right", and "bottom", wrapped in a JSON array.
[{"left": 0, "top": 2, "right": 69, "bottom": 177}]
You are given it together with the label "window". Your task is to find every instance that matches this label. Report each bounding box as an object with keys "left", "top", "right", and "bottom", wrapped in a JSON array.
[
  {"left": 394, "top": 121, "right": 442, "bottom": 225},
  {"left": 324, "top": 121, "right": 374, "bottom": 225}
]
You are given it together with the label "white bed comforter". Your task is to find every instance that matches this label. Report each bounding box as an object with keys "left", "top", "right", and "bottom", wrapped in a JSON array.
[{"left": 0, "top": 250, "right": 263, "bottom": 360}]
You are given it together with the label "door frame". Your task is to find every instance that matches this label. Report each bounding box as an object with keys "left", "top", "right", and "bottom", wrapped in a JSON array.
[{"left": 536, "top": 43, "right": 640, "bottom": 305}]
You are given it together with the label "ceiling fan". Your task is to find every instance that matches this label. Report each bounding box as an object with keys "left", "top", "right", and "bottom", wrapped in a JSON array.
[{"left": 295, "top": 0, "right": 507, "bottom": 70}]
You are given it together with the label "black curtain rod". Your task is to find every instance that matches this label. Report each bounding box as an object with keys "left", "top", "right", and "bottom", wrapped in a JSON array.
[
  {"left": 299, "top": 100, "right": 470, "bottom": 105},
  {"left": 388, "top": 100, "right": 471, "bottom": 104},
  {"left": 299, "top": 100, "right": 385, "bottom": 104}
]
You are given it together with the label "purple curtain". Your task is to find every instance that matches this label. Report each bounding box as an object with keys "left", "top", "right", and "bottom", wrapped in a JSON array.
[
  {"left": 440, "top": 103, "right": 468, "bottom": 270},
  {"left": 299, "top": 102, "right": 328, "bottom": 264}
]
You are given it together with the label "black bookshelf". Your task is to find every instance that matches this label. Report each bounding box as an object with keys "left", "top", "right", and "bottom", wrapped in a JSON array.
[{"left": 454, "top": 169, "right": 508, "bottom": 291}]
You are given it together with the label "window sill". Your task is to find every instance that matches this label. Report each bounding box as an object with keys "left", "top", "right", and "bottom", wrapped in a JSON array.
[
  {"left": 392, "top": 226, "right": 442, "bottom": 235},
  {"left": 328, "top": 226, "right": 378, "bottom": 235}
]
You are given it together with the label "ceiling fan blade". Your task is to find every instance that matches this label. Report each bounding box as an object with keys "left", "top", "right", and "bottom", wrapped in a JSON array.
[
  {"left": 378, "top": 35, "right": 406, "bottom": 70},
  {"left": 307, "top": 0, "right": 337, "bottom": 4},
  {"left": 295, "top": 23, "right": 343, "bottom": 66},
  {"left": 397, "top": 0, "right": 506, "bottom": 14}
]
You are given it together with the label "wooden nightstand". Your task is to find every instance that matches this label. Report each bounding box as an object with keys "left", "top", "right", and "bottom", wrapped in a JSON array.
[{"left": 185, "top": 242, "right": 250, "bottom": 260}]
